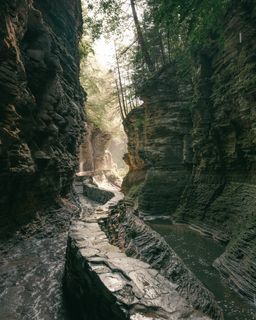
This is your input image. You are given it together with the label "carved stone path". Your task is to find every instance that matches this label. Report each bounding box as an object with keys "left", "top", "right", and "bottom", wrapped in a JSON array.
[{"left": 64, "top": 185, "right": 211, "bottom": 320}]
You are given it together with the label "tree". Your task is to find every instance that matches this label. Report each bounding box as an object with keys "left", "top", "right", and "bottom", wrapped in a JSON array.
[
  {"left": 80, "top": 53, "right": 119, "bottom": 131},
  {"left": 83, "top": 0, "right": 231, "bottom": 117},
  {"left": 130, "top": 0, "right": 154, "bottom": 72},
  {"left": 115, "top": 44, "right": 128, "bottom": 119}
]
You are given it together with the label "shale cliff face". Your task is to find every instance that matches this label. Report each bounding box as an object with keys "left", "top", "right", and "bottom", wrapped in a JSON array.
[
  {"left": 0, "top": 0, "right": 85, "bottom": 236},
  {"left": 123, "top": 3, "right": 256, "bottom": 303},
  {"left": 178, "top": 3, "right": 256, "bottom": 302},
  {"left": 122, "top": 66, "right": 193, "bottom": 215}
]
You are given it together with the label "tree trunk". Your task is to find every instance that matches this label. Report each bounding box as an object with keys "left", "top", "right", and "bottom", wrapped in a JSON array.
[
  {"left": 167, "top": 21, "right": 171, "bottom": 62},
  {"left": 127, "top": 67, "right": 136, "bottom": 110},
  {"left": 115, "top": 46, "right": 127, "bottom": 117},
  {"left": 115, "top": 79, "right": 125, "bottom": 121},
  {"left": 130, "top": 0, "right": 154, "bottom": 73},
  {"left": 158, "top": 28, "right": 166, "bottom": 66}
]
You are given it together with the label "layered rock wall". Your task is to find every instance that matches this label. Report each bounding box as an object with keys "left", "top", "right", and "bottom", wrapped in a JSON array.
[
  {"left": 177, "top": 2, "right": 256, "bottom": 302},
  {"left": 123, "top": 2, "right": 256, "bottom": 302},
  {"left": 0, "top": 0, "right": 85, "bottom": 236},
  {"left": 64, "top": 185, "right": 213, "bottom": 320},
  {"left": 122, "top": 66, "right": 193, "bottom": 215},
  {"left": 103, "top": 202, "right": 223, "bottom": 319}
]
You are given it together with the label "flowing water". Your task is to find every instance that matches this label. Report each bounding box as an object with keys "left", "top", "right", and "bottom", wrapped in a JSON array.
[
  {"left": 1, "top": 191, "right": 255, "bottom": 320},
  {"left": 150, "top": 223, "right": 256, "bottom": 320}
]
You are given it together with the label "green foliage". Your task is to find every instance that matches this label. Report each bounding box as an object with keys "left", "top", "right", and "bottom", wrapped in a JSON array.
[
  {"left": 79, "top": 37, "right": 94, "bottom": 60},
  {"left": 130, "top": 0, "right": 232, "bottom": 92},
  {"left": 80, "top": 52, "right": 126, "bottom": 145},
  {"left": 211, "top": 45, "right": 256, "bottom": 110},
  {"left": 134, "top": 116, "right": 144, "bottom": 130},
  {"left": 82, "top": 0, "right": 127, "bottom": 39},
  {"left": 79, "top": 1, "right": 128, "bottom": 150},
  {"left": 82, "top": 0, "right": 232, "bottom": 113},
  {"left": 128, "top": 181, "right": 144, "bottom": 198}
]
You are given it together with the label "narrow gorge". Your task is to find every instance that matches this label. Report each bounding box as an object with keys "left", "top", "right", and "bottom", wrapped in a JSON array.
[{"left": 0, "top": 1, "right": 255, "bottom": 320}]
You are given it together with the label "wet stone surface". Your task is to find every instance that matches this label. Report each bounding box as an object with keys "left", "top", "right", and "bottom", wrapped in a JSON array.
[
  {"left": 64, "top": 187, "right": 211, "bottom": 320},
  {"left": 0, "top": 203, "right": 78, "bottom": 320},
  {"left": 150, "top": 223, "right": 256, "bottom": 320},
  {"left": 83, "top": 179, "right": 115, "bottom": 204}
]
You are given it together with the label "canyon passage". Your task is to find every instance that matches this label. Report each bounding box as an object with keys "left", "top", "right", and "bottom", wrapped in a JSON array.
[{"left": 0, "top": 1, "right": 256, "bottom": 320}]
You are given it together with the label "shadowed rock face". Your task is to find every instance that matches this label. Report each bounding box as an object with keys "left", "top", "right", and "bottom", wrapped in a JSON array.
[
  {"left": 176, "top": 3, "right": 256, "bottom": 303},
  {"left": 0, "top": 0, "right": 85, "bottom": 236},
  {"left": 122, "top": 66, "right": 193, "bottom": 215},
  {"left": 0, "top": 198, "right": 79, "bottom": 320},
  {"left": 123, "top": 2, "right": 256, "bottom": 305},
  {"left": 83, "top": 179, "right": 115, "bottom": 204},
  {"left": 64, "top": 184, "right": 212, "bottom": 320},
  {"left": 102, "top": 202, "right": 223, "bottom": 320}
]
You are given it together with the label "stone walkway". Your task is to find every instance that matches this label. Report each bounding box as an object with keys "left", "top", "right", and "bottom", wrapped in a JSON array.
[{"left": 65, "top": 184, "right": 211, "bottom": 320}]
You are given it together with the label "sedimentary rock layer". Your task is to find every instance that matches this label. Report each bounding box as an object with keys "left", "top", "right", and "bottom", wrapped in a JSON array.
[
  {"left": 102, "top": 201, "right": 223, "bottom": 320},
  {"left": 123, "top": 2, "right": 256, "bottom": 302},
  {"left": 0, "top": 0, "right": 85, "bottom": 236},
  {"left": 122, "top": 66, "right": 193, "bottom": 215},
  {"left": 79, "top": 123, "right": 114, "bottom": 172},
  {"left": 176, "top": 3, "right": 256, "bottom": 302},
  {"left": 64, "top": 187, "right": 212, "bottom": 320},
  {"left": 0, "top": 195, "right": 79, "bottom": 319},
  {"left": 83, "top": 179, "right": 115, "bottom": 204}
]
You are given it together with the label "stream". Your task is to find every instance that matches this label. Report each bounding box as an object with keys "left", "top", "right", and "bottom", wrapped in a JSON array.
[
  {"left": 149, "top": 223, "right": 256, "bottom": 320},
  {"left": 1, "top": 187, "right": 255, "bottom": 320}
]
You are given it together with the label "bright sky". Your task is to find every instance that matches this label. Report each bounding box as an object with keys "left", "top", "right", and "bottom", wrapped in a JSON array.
[
  {"left": 93, "top": 27, "right": 135, "bottom": 70},
  {"left": 82, "top": 0, "right": 144, "bottom": 71},
  {"left": 94, "top": 37, "right": 115, "bottom": 70},
  {"left": 91, "top": 2, "right": 136, "bottom": 70}
]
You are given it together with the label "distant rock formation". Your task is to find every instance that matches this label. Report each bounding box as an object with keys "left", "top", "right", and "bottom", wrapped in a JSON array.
[{"left": 79, "top": 123, "right": 117, "bottom": 173}]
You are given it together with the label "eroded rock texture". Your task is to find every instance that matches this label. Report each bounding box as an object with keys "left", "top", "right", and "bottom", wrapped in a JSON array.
[
  {"left": 83, "top": 179, "right": 115, "bottom": 204},
  {"left": 123, "top": 2, "right": 256, "bottom": 304},
  {"left": 177, "top": 3, "right": 256, "bottom": 302},
  {"left": 0, "top": 197, "right": 79, "bottom": 319},
  {"left": 0, "top": 0, "right": 85, "bottom": 236},
  {"left": 64, "top": 184, "right": 212, "bottom": 320},
  {"left": 122, "top": 66, "right": 193, "bottom": 215},
  {"left": 79, "top": 123, "right": 116, "bottom": 172},
  {"left": 103, "top": 202, "right": 223, "bottom": 320}
]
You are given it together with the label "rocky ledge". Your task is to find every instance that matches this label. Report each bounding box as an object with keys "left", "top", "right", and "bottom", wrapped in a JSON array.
[
  {"left": 102, "top": 202, "right": 224, "bottom": 320},
  {"left": 64, "top": 187, "right": 211, "bottom": 320},
  {"left": 83, "top": 179, "right": 115, "bottom": 204}
]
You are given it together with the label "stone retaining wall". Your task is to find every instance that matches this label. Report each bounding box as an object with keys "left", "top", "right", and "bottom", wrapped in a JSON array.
[{"left": 64, "top": 193, "right": 212, "bottom": 320}]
